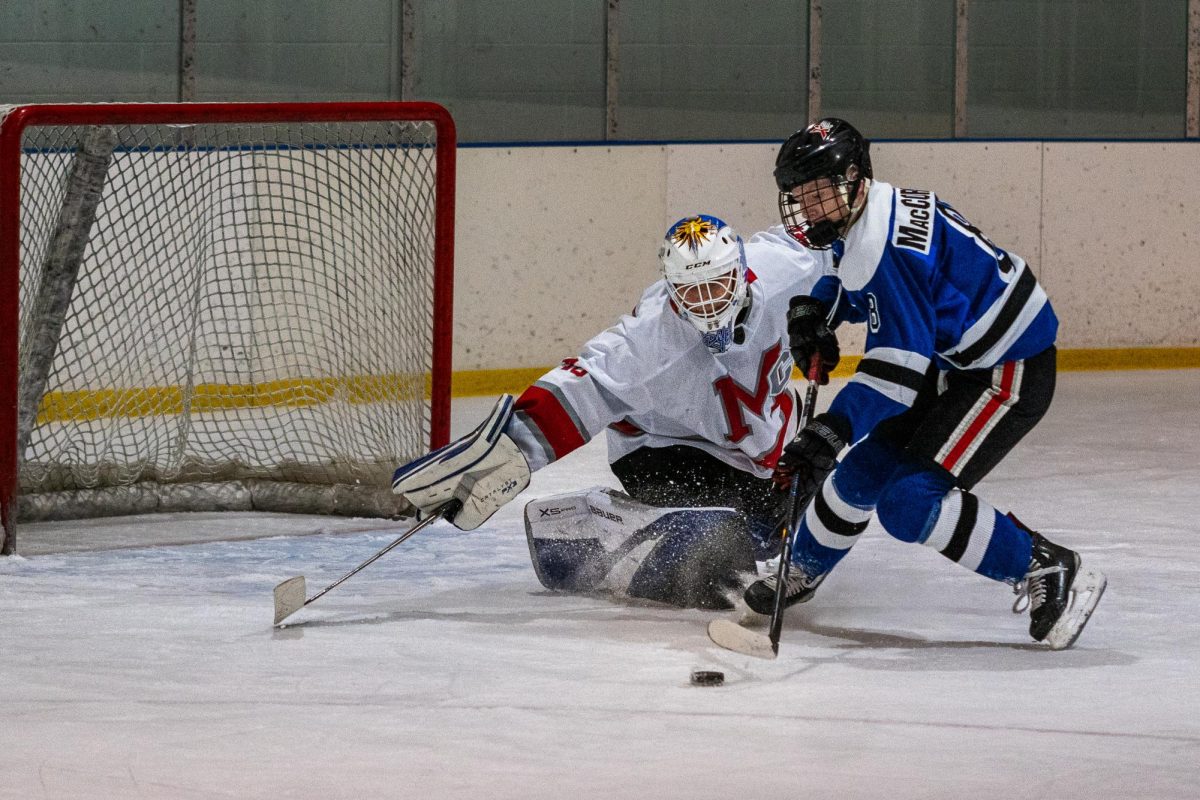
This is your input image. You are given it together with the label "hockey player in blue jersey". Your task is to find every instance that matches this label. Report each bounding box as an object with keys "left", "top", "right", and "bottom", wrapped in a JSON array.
[{"left": 749, "top": 118, "right": 1105, "bottom": 649}]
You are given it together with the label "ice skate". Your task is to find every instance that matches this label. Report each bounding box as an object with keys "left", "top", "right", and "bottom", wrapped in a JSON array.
[
  {"left": 743, "top": 566, "right": 826, "bottom": 616},
  {"left": 1013, "top": 531, "right": 1106, "bottom": 650}
]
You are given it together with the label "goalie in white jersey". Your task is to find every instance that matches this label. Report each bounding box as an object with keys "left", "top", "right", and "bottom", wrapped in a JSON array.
[{"left": 393, "top": 214, "right": 830, "bottom": 608}]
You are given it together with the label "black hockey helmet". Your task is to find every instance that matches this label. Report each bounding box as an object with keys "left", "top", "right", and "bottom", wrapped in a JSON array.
[
  {"left": 773, "top": 118, "right": 872, "bottom": 193},
  {"left": 774, "top": 118, "right": 873, "bottom": 249}
]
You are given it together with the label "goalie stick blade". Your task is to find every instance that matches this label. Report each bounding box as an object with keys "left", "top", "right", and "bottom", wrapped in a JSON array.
[
  {"left": 707, "top": 618, "right": 778, "bottom": 660},
  {"left": 273, "top": 576, "right": 307, "bottom": 626}
]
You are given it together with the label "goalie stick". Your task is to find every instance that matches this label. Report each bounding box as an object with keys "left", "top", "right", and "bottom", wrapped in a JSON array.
[
  {"left": 272, "top": 500, "right": 459, "bottom": 626},
  {"left": 708, "top": 364, "right": 823, "bottom": 659}
]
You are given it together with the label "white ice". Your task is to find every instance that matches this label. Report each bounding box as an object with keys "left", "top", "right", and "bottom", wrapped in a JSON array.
[{"left": 2, "top": 371, "right": 1199, "bottom": 800}]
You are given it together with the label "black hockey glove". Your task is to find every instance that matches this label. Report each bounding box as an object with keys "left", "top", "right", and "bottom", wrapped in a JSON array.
[
  {"left": 787, "top": 296, "right": 839, "bottom": 384},
  {"left": 772, "top": 413, "right": 851, "bottom": 501}
]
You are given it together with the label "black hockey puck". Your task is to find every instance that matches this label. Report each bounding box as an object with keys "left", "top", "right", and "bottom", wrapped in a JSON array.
[{"left": 690, "top": 669, "right": 725, "bottom": 687}]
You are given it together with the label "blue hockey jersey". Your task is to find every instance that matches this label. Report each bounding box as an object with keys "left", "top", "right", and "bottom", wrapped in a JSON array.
[{"left": 813, "top": 180, "right": 1058, "bottom": 443}]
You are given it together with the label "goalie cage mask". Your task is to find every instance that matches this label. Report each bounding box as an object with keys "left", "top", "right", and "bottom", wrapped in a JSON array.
[
  {"left": 659, "top": 214, "right": 749, "bottom": 354},
  {"left": 774, "top": 118, "right": 873, "bottom": 250}
]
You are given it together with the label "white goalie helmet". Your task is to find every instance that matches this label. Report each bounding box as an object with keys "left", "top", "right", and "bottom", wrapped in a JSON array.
[{"left": 659, "top": 214, "right": 749, "bottom": 354}]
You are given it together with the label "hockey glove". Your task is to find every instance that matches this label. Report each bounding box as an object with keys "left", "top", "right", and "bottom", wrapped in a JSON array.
[
  {"left": 772, "top": 412, "right": 851, "bottom": 501},
  {"left": 787, "top": 295, "right": 839, "bottom": 384},
  {"left": 392, "top": 394, "right": 531, "bottom": 531}
]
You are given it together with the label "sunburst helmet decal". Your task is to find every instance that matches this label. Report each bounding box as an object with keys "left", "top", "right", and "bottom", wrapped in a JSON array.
[{"left": 669, "top": 215, "right": 718, "bottom": 254}]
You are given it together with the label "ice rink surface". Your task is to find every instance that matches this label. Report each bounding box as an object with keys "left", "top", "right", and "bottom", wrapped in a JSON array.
[{"left": 3, "top": 370, "right": 1199, "bottom": 800}]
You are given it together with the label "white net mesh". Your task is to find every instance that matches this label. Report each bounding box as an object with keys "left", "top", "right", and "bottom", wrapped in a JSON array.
[{"left": 10, "top": 110, "right": 450, "bottom": 522}]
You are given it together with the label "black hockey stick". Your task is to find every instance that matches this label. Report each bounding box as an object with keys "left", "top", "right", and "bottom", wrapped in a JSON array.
[
  {"left": 708, "top": 365, "right": 822, "bottom": 658},
  {"left": 273, "top": 499, "right": 461, "bottom": 625}
]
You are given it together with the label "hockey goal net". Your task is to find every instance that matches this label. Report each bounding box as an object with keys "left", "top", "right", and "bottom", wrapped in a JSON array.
[{"left": 0, "top": 102, "right": 455, "bottom": 554}]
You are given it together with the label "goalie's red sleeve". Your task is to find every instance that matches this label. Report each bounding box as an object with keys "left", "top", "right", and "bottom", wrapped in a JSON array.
[{"left": 513, "top": 383, "right": 589, "bottom": 462}]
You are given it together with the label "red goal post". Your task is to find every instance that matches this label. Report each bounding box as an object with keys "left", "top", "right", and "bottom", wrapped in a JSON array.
[{"left": 0, "top": 102, "right": 456, "bottom": 554}]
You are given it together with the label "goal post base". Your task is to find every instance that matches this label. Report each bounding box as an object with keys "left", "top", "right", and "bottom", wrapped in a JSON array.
[{"left": 15, "top": 479, "right": 414, "bottom": 524}]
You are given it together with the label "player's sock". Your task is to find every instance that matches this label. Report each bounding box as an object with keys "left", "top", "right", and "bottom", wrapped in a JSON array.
[
  {"left": 919, "top": 488, "right": 1032, "bottom": 583},
  {"left": 743, "top": 477, "right": 871, "bottom": 614},
  {"left": 789, "top": 474, "right": 873, "bottom": 572}
]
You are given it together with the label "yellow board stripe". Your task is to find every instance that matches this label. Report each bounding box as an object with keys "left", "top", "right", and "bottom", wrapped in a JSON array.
[
  {"left": 452, "top": 367, "right": 549, "bottom": 398},
  {"left": 1054, "top": 347, "right": 1200, "bottom": 372},
  {"left": 37, "top": 374, "right": 429, "bottom": 424},
  {"left": 31, "top": 348, "right": 1200, "bottom": 421},
  {"left": 449, "top": 347, "right": 1200, "bottom": 397}
]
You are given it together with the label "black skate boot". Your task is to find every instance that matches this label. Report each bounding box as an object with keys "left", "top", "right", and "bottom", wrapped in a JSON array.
[
  {"left": 1010, "top": 518, "right": 1106, "bottom": 650},
  {"left": 743, "top": 567, "right": 826, "bottom": 616}
]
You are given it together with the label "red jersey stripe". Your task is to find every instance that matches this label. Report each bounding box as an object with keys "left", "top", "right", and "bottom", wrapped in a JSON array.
[{"left": 515, "top": 385, "right": 588, "bottom": 461}]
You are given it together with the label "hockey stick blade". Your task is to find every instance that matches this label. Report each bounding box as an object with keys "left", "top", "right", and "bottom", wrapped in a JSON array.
[
  {"left": 707, "top": 618, "right": 778, "bottom": 660},
  {"left": 270, "top": 500, "right": 459, "bottom": 627},
  {"left": 273, "top": 576, "right": 307, "bottom": 625}
]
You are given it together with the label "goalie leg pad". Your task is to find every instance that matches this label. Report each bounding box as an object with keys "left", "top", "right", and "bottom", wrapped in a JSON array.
[
  {"left": 524, "top": 488, "right": 755, "bottom": 608},
  {"left": 392, "top": 394, "right": 531, "bottom": 530},
  {"left": 524, "top": 488, "right": 667, "bottom": 592},
  {"left": 623, "top": 511, "right": 756, "bottom": 609}
]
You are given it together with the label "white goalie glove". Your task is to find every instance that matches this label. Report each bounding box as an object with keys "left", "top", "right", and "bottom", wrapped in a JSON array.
[{"left": 392, "top": 394, "right": 531, "bottom": 530}]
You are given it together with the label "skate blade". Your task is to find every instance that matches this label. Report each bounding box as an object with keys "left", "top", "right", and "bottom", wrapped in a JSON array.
[
  {"left": 1044, "top": 569, "right": 1106, "bottom": 650},
  {"left": 273, "top": 576, "right": 307, "bottom": 626},
  {"left": 707, "top": 618, "right": 777, "bottom": 660}
]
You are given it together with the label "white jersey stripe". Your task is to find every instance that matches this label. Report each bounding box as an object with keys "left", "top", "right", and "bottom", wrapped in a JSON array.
[
  {"left": 943, "top": 264, "right": 1048, "bottom": 370},
  {"left": 835, "top": 178, "right": 893, "bottom": 291},
  {"left": 849, "top": 371, "right": 921, "bottom": 408},
  {"left": 861, "top": 346, "right": 932, "bottom": 374}
]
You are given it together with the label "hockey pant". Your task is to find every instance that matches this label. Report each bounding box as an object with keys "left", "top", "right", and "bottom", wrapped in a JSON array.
[{"left": 789, "top": 346, "right": 1057, "bottom": 585}]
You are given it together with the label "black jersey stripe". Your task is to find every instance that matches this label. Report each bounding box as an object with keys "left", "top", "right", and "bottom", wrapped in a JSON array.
[
  {"left": 940, "top": 491, "right": 979, "bottom": 563},
  {"left": 813, "top": 488, "right": 870, "bottom": 538},
  {"left": 946, "top": 267, "right": 1037, "bottom": 369},
  {"left": 856, "top": 356, "right": 928, "bottom": 395}
]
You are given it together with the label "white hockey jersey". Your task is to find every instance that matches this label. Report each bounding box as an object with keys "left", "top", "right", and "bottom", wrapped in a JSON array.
[{"left": 505, "top": 228, "right": 831, "bottom": 479}]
